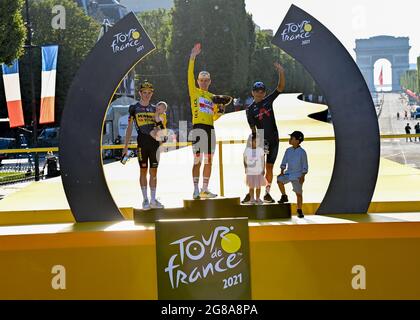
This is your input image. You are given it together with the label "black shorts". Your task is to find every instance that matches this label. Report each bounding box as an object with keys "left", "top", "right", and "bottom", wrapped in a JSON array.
[
  {"left": 137, "top": 134, "right": 160, "bottom": 168},
  {"left": 190, "top": 124, "right": 216, "bottom": 156},
  {"left": 265, "top": 138, "right": 279, "bottom": 164}
]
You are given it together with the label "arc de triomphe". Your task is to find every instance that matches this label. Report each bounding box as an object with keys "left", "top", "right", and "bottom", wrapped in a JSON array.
[{"left": 355, "top": 36, "right": 410, "bottom": 92}]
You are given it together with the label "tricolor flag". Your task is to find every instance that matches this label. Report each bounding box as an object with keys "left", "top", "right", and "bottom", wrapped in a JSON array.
[
  {"left": 379, "top": 66, "right": 383, "bottom": 87},
  {"left": 1, "top": 60, "right": 25, "bottom": 128},
  {"left": 40, "top": 45, "right": 58, "bottom": 124}
]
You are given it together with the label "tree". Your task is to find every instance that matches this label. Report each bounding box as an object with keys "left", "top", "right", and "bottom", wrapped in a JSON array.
[
  {"left": 401, "top": 70, "right": 418, "bottom": 93},
  {"left": 135, "top": 9, "right": 175, "bottom": 102},
  {"left": 250, "top": 30, "right": 279, "bottom": 93},
  {"left": 133, "top": 9, "right": 189, "bottom": 125},
  {"left": 418, "top": 56, "right": 420, "bottom": 94},
  {"left": 168, "top": 0, "right": 254, "bottom": 108},
  {"left": 1, "top": 0, "right": 99, "bottom": 135},
  {"left": 0, "top": 0, "right": 26, "bottom": 65},
  {"left": 20, "top": 0, "right": 99, "bottom": 128},
  {"left": 249, "top": 29, "right": 321, "bottom": 99}
]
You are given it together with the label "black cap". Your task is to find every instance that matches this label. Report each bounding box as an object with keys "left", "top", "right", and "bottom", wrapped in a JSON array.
[
  {"left": 289, "top": 131, "right": 304, "bottom": 142},
  {"left": 252, "top": 81, "right": 266, "bottom": 91}
]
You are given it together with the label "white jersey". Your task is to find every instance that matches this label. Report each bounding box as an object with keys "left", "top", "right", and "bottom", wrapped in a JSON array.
[{"left": 244, "top": 147, "right": 265, "bottom": 175}]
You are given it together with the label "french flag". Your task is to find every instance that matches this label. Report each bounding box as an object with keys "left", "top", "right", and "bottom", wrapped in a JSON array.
[
  {"left": 379, "top": 66, "right": 383, "bottom": 87},
  {"left": 40, "top": 45, "right": 58, "bottom": 124},
  {"left": 1, "top": 60, "right": 25, "bottom": 128}
]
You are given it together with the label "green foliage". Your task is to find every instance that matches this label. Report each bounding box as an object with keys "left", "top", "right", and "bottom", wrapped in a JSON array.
[
  {"left": 250, "top": 30, "right": 320, "bottom": 96},
  {"left": 168, "top": 0, "right": 254, "bottom": 104},
  {"left": 401, "top": 69, "right": 418, "bottom": 93},
  {"left": 0, "top": 0, "right": 26, "bottom": 65},
  {"left": 165, "top": 0, "right": 319, "bottom": 108},
  {"left": 135, "top": 9, "right": 176, "bottom": 102},
  {"left": 418, "top": 56, "right": 420, "bottom": 93},
  {"left": 250, "top": 31, "right": 279, "bottom": 92},
  {"left": 29, "top": 0, "right": 99, "bottom": 124},
  {"left": 1, "top": 0, "right": 322, "bottom": 133},
  {"left": 0, "top": 0, "right": 100, "bottom": 128}
]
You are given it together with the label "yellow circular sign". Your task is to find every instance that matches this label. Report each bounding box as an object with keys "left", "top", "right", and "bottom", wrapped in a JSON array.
[
  {"left": 221, "top": 233, "right": 241, "bottom": 253},
  {"left": 304, "top": 23, "right": 313, "bottom": 32},
  {"left": 132, "top": 31, "right": 141, "bottom": 40}
]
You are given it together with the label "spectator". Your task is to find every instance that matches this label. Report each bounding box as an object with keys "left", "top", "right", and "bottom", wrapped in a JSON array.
[
  {"left": 114, "top": 135, "right": 122, "bottom": 159},
  {"left": 41, "top": 151, "right": 61, "bottom": 178},
  {"left": 405, "top": 123, "right": 412, "bottom": 142},
  {"left": 415, "top": 122, "right": 420, "bottom": 142}
]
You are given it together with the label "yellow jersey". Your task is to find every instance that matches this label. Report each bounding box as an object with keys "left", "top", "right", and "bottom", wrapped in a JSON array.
[{"left": 188, "top": 59, "right": 222, "bottom": 126}]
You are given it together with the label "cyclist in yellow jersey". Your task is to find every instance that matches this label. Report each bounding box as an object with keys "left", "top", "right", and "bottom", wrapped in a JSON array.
[{"left": 188, "top": 43, "right": 225, "bottom": 199}]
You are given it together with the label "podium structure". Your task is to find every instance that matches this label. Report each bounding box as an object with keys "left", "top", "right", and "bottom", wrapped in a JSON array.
[{"left": 134, "top": 197, "right": 291, "bottom": 224}]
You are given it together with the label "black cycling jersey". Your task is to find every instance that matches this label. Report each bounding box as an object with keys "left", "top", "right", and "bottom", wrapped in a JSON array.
[
  {"left": 129, "top": 102, "right": 157, "bottom": 138},
  {"left": 246, "top": 90, "right": 281, "bottom": 141},
  {"left": 129, "top": 102, "right": 160, "bottom": 168}
]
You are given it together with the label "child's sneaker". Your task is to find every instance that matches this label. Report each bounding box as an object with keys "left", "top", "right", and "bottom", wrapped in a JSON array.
[
  {"left": 256, "top": 199, "right": 264, "bottom": 205},
  {"left": 297, "top": 209, "right": 304, "bottom": 218},
  {"left": 278, "top": 194, "right": 289, "bottom": 204},
  {"left": 264, "top": 193, "right": 275, "bottom": 203},
  {"left": 241, "top": 193, "right": 251, "bottom": 204},
  {"left": 248, "top": 199, "right": 257, "bottom": 205},
  {"left": 242, "top": 198, "right": 253, "bottom": 205}
]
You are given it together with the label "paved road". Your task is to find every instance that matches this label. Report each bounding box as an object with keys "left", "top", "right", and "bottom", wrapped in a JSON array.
[{"left": 378, "top": 92, "right": 420, "bottom": 169}]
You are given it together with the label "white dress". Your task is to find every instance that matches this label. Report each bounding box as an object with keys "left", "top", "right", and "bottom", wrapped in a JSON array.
[{"left": 244, "top": 147, "right": 267, "bottom": 188}]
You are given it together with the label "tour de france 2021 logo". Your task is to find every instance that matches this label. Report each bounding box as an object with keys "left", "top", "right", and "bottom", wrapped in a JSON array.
[
  {"left": 164, "top": 225, "right": 244, "bottom": 290},
  {"left": 281, "top": 20, "right": 313, "bottom": 46},
  {"left": 111, "top": 28, "right": 145, "bottom": 54}
]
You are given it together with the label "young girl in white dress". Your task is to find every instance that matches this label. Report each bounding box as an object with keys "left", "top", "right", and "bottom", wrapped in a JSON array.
[{"left": 243, "top": 134, "right": 267, "bottom": 205}]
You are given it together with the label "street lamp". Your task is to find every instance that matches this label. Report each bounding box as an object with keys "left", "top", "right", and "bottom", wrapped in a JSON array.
[{"left": 24, "top": 0, "right": 40, "bottom": 181}]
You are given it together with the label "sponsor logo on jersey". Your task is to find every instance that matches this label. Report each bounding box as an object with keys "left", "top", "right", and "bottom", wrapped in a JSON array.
[{"left": 199, "top": 97, "right": 214, "bottom": 115}]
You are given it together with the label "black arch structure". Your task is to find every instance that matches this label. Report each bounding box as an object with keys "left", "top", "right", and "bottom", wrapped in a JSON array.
[
  {"left": 272, "top": 5, "right": 380, "bottom": 214},
  {"left": 59, "top": 13, "right": 155, "bottom": 222}
]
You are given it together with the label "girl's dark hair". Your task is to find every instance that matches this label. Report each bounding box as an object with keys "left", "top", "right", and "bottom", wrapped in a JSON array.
[{"left": 247, "top": 133, "right": 257, "bottom": 147}]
